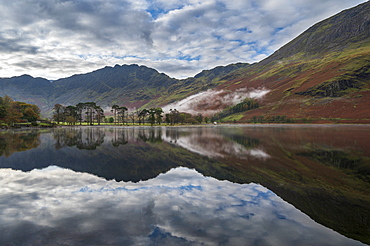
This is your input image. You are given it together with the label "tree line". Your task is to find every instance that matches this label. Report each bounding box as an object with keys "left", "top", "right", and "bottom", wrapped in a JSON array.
[
  {"left": 0, "top": 95, "right": 292, "bottom": 127},
  {"left": 53, "top": 103, "right": 165, "bottom": 126},
  {"left": 0, "top": 95, "right": 41, "bottom": 126},
  {"left": 53, "top": 102, "right": 210, "bottom": 126},
  {"left": 53, "top": 102, "right": 105, "bottom": 125}
]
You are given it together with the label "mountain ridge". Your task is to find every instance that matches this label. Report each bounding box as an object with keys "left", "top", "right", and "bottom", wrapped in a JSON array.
[{"left": 0, "top": 62, "right": 247, "bottom": 115}]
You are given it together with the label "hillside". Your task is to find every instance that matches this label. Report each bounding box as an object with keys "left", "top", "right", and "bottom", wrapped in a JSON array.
[
  {"left": 0, "top": 1, "right": 369, "bottom": 122},
  {"left": 213, "top": 1, "right": 370, "bottom": 123}
]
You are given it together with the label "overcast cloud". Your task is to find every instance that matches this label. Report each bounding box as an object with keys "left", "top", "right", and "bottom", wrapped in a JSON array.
[{"left": 0, "top": 0, "right": 366, "bottom": 80}]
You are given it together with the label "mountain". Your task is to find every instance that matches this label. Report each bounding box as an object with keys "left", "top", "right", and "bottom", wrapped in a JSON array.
[
  {"left": 213, "top": 1, "right": 370, "bottom": 123},
  {"left": 52, "top": 62, "right": 250, "bottom": 110},
  {"left": 51, "top": 64, "right": 178, "bottom": 109},
  {"left": 264, "top": 1, "right": 370, "bottom": 62},
  {"left": 0, "top": 75, "right": 54, "bottom": 113},
  {"left": 0, "top": 1, "right": 369, "bottom": 122},
  {"left": 0, "top": 63, "right": 248, "bottom": 116}
]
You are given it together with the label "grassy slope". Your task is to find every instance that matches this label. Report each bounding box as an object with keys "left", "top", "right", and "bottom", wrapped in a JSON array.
[{"left": 214, "top": 41, "right": 370, "bottom": 123}]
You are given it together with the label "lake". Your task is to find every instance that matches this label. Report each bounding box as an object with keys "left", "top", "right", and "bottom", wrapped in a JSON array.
[{"left": 0, "top": 125, "right": 369, "bottom": 246}]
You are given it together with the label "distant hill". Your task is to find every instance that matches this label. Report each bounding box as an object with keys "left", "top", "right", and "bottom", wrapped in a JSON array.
[
  {"left": 0, "top": 75, "right": 54, "bottom": 113},
  {"left": 0, "top": 1, "right": 369, "bottom": 122},
  {"left": 0, "top": 63, "right": 248, "bottom": 116}
]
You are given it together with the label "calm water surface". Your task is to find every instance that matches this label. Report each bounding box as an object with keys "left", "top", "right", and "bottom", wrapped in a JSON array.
[{"left": 0, "top": 125, "right": 369, "bottom": 246}]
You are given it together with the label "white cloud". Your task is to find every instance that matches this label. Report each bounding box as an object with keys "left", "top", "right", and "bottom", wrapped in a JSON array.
[{"left": 0, "top": 0, "right": 366, "bottom": 79}]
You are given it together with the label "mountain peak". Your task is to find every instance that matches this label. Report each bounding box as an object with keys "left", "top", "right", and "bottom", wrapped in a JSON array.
[
  {"left": 264, "top": 1, "right": 370, "bottom": 63},
  {"left": 14, "top": 74, "right": 33, "bottom": 79}
]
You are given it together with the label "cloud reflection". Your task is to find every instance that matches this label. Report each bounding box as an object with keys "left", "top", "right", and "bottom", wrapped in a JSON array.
[
  {"left": 0, "top": 166, "right": 363, "bottom": 246},
  {"left": 163, "top": 128, "right": 270, "bottom": 160}
]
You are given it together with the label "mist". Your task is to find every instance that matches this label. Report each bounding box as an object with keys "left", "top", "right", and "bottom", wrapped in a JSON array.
[{"left": 162, "top": 88, "right": 269, "bottom": 115}]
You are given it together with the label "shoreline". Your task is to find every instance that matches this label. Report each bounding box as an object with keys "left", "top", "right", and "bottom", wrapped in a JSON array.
[{"left": 2, "top": 122, "right": 370, "bottom": 132}]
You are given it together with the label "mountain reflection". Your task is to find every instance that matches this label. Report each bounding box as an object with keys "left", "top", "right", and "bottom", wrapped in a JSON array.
[
  {"left": 0, "top": 125, "right": 369, "bottom": 244},
  {"left": 0, "top": 166, "right": 364, "bottom": 246}
]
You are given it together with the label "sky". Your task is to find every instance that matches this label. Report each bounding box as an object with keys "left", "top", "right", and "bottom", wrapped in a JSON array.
[{"left": 0, "top": 0, "right": 367, "bottom": 80}]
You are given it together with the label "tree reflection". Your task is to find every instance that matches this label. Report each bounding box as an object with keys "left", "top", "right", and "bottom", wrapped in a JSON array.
[
  {"left": 0, "top": 130, "right": 40, "bottom": 157},
  {"left": 137, "top": 128, "right": 163, "bottom": 143},
  {"left": 54, "top": 128, "right": 82, "bottom": 149},
  {"left": 111, "top": 128, "right": 128, "bottom": 147},
  {"left": 50, "top": 127, "right": 264, "bottom": 156},
  {"left": 53, "top": 127, "right": 105, "bottom": 150},
  {"left": 165, "top": 128, "right": 180, "bottom": 143}
]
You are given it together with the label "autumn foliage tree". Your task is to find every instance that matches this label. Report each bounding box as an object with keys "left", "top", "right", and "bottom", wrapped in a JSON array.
[{"left": 0, "top": 96, "right": 41, "bottom": 126}]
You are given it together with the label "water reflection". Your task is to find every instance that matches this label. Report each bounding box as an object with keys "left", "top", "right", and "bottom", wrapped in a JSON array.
[
  {"left": 163, "top": 127, "right": 268, "bottom": 159},
  {"left": 0, "top": 130, "right": 40, "bottom": 157},
  {"left": 0, "top": 125, "right": 369, "bottom": 245},
  {"left": 0, "top": 166, "right": 364, "bottom": 246},
  {"left": 53, "top": 127, "right": 165, "bottom": 149},
  {"left": 54, "top": 127, "right": 105, "bottom": 150}
]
